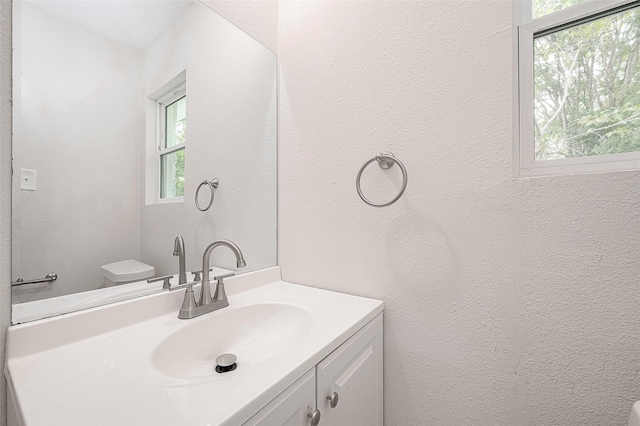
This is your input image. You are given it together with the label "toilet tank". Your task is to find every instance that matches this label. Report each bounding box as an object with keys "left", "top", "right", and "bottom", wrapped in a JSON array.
[{"left": 100, "top": 259, "right": 155, "bottom": 287}]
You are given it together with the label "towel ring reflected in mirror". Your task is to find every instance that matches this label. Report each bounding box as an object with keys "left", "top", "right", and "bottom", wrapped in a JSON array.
[
  {"left": 356, "top": 152, "right": 407, "bottom": 208},
  {"left": 195, "top": 178, "right": 219, "bottom": 211}
]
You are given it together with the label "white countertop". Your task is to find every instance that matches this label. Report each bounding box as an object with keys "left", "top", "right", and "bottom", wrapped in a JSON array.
[{"left": 5, "top": 267, "right": 383, "bottom": 426}]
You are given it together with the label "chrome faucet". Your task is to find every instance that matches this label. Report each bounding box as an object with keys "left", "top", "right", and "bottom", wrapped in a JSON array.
[
  {"left": 178, "top": 240, "right": 246, "bottom": 319},
  {"left": 173, "top": 236, "right": 187, "bottom": 285}
]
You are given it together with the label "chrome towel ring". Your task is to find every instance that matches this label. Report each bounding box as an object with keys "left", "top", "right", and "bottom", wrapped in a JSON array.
[
  {"left": 195, "top": 178, "right": 219, "bottom": 211},
  {"left": 356, "top": 152, "right": 407, "bottom": 207}
]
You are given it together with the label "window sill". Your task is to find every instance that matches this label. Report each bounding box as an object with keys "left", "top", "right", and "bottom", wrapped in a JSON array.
[
  {"left": 517, "top": 152, "right": 640, "bottom": 178},
  {"left": 150, "top": 196, "right": 184, "bottom": 206}
]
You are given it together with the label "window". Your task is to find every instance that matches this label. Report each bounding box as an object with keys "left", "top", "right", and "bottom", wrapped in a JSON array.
[
  {"left": 516, "top": 0, "right": 640, "bottom": 176},
  {"left": 158, "top": 85, "right": 186, "bottom": 199}
]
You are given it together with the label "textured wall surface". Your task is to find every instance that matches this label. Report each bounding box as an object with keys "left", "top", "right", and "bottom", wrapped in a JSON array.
[
  {"left": 140, "top": 1, "right": 277, "bottom": 277},
  {"left": 12, "top": 2, "right": 143, "bottom": 302},
  {"left": 278, "top": 1, "right": 640, "bottom": 424},
  {"left": 0, "top": 0, "right": 11, "bottom": 423},
  {"left": 204, "top": 0, "right": 277, "bottom": 52}
]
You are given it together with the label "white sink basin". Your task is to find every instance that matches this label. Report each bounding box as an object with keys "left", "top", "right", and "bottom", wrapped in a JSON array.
[
  {"left": 152, "top": 303, "right": 313, "bottom": 378},
  {"left": 6, "top": 268, "right": 384, "bottom": 425}
]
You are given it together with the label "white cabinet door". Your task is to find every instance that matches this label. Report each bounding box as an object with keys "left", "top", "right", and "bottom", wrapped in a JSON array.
[
  {"left": 243, "top": 368, "right": 316, "bottom": 426},
  {"left": 316, "top": 313, "right": 383, "bottom": 426}
]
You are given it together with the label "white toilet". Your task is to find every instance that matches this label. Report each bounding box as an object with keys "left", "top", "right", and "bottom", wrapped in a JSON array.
[
  {"left": 629, "top": 401, "right": 640, "bottom": 426},
  {"left": 100, "top": 259, "right": 155, "bottom": 287}
]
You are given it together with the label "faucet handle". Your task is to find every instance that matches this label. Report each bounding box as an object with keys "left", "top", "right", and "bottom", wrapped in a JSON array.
[
  {"left": 190, "top": 268, "right": 214, "bottom": 282},
  {"left": 178, "top": 284, "right": 197, "bottom": 319},
  {"left": 147, "top": 274, "right": 173, "bottom": 290},
  {"left": 169, "top": 280, "right": 199, "bottom": 292},
  {"left": 212, "top": 273, "right": 235, "bottom": 302},
  {"left": 213, "top": 272, "right": 235, "bottom": 283}
]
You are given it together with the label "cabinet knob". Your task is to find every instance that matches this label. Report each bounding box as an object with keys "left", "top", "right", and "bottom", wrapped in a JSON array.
[
  {"left": 307, "top": 409, "right": 321, "bottom": 426},
  {"left": 326, "top": 392, "right": 339, "bottom": 408}
]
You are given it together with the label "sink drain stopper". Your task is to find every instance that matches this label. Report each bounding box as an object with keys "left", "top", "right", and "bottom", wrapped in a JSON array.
[{"left": 215, "top": 353, "right": 237, "bottom": 373}]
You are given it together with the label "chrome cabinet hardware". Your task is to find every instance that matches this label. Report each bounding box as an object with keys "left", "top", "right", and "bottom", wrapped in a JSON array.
[
  {"left": 356, "top": 152, "right": 408, "bottom": 207},
  {"left": 307, "top": 409, "right": 321, "bottom": 426},
  {"left": 326, "top": 392, "right": 339, "bottom": 408},
  {"left": 12, "top": 273, "right": 57, "bottom": 287}
]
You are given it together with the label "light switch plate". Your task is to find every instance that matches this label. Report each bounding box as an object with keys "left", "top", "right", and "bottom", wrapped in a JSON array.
[{"left": 20, "top": 169, "right": 37, "bottom": 191}]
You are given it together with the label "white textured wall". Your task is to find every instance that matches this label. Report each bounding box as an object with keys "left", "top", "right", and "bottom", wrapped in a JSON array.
[
  {"left": 278, "top": 1, "right": 640, "bottom": 425},
  {"left": 12, "top": 2, "right": 143, "bottom": 303},
  {"left": 140, "top": 1, "right": 277, "bottom": 276},
  {"left": 204, "top": 0, "right": 277, "bottom": 52},
  {"left": 0, "top": 0, "right": 12, "bottom": 423}
]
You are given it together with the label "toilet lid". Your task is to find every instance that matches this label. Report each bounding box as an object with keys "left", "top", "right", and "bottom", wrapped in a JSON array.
[{"left": 100, "top": 259, "right": 155, "bottom": 283}]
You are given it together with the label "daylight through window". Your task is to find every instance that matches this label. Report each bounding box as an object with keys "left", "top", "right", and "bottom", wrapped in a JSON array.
[
  {"left": 517, "top": 0, "right": 640, "bottom": 176},
  {"left": 158, "top": 87, "right": 186, "bottom": 199}
]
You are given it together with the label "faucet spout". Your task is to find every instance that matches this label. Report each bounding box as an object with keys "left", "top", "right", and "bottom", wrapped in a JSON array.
[
  {"left": 173, "top": 236, "right": 187, "bottom": 285},
  {"left": 177, "top": 240, "right": 246, "bottom": 319},
  {"left": 200, "top": 240, "right": 246, "bottom": 306}
]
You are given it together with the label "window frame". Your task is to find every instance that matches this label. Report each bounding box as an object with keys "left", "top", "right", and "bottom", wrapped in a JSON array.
[
  {"left": 156, "top": 84, "right": 186, "bottom": 203},
  {"left": 515, "top": 0, "right": 640, "bottom": 177}
]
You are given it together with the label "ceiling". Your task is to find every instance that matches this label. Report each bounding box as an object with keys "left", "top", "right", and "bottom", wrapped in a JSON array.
[{"left": 27, "top": 0, "right": 194, "bottom": 50}]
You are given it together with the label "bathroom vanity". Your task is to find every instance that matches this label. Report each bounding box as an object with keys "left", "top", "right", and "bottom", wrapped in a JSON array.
[{"left": 5, "top": 267, "right": 383, "bottom": 425}]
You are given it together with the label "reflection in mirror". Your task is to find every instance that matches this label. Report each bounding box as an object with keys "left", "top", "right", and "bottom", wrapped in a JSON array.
[{"left": 11, "top": 0, "right": 277, "bottom": 323}]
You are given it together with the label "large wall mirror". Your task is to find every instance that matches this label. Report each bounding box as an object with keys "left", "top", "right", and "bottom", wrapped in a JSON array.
[{"left": 11, "top": 0, "right": 277, "bottom": 323}]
